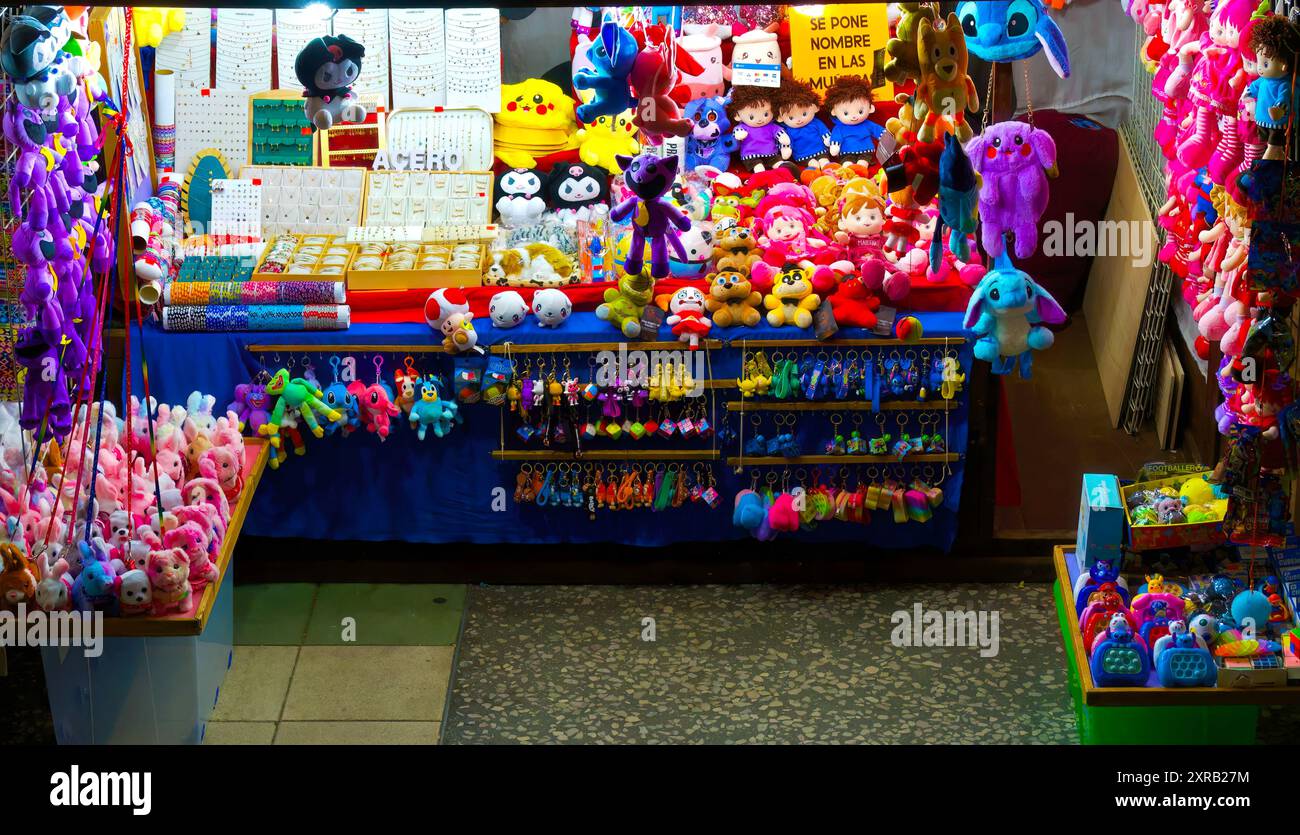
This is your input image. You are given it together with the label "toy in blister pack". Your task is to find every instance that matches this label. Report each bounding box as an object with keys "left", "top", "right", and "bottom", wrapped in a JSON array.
[
  {"left": 482, "top": 356, "right": 515, "bottom": 406},
  {"left": 454, "top": 354, "right": 487, "bottom": 404}
]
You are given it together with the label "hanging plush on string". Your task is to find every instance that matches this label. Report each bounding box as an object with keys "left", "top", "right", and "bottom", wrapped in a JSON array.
[
  {"left": 965, "top": 120, "right": 1056, "bottom": 259},
  {"left": 295, "top": 34, "right": 368, "bottom": 131},
  {"left": 572, "top": 18, "right": 639, "bottom": 124},
  {"left": 963, "top": 250, "right": 1067, "bottom": 378},
  {"left": 956, "top": 0, "right": 1071, "bottom": 78}
]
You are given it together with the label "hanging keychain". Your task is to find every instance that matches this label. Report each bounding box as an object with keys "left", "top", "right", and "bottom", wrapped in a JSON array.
[
  {"left": 868, "top": 413, "right": 891, "bottom": 455},
  {"left": 825, "top": 413, "right": 846, "bottom": 455},
  {"left": 892, "top": 414, "right": 914, "bottom": 459},
  {"left": 744, "top": 413, "right": 767, "bottom": 456}
]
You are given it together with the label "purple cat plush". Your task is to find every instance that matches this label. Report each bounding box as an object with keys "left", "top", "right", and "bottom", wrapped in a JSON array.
[
  {"left": 608, "top": 152, "right": 692, "bottom": 278},
  {"left": 964, "top": 121, "right": 1056, "bottom": 260}
]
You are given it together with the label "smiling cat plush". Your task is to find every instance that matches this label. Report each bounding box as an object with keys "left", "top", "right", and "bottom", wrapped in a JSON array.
[{"left": 494, "top": 167, "right": 547, "bottom": 226}]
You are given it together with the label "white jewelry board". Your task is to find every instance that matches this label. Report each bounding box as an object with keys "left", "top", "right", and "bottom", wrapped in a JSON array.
[{"left": 240, "top": 164, "right": 366, "bottom": 237}]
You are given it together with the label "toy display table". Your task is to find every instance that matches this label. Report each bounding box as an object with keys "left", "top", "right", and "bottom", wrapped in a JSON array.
[
  {"left": 131, "top": 313, "right": 977, "bottom": 550},
  {"left": 40, "top": 440, "right": 269, "bottom": 744},
  {"left": 1052, "top": 545, "right": 1300, "bottom": 745}
]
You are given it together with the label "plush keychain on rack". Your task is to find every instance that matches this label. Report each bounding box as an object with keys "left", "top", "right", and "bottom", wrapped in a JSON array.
[
  {"left": 261, "top": 367, "right": 343, "bottom": 449},
  {"left": 964, "top": 250, "right": 1067, "bottom": 377},
  {"left": 348, "top": 356, "right": 401, "bottom": 441},
  {"left": 295, "top": 34, "right": 368, "bottom": 131},
  {"left": 394, "top": 356, "right": 420, "bottom": 416},
  {"left": 319, "top": 356, "right": 361, "bottom": 437},
  {"left": 409, "top": 374, "right": 461, "bottom": 441}
]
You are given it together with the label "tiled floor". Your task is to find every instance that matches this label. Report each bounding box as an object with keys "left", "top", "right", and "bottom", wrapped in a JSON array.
[{"left": 204, "top": 583, "right": 463, "bottom": 745}]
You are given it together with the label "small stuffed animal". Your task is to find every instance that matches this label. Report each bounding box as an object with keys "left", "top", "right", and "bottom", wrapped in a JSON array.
[
  {"left": 572, "top": 19, "right": 639, "bottom": 123},
  {"left": 164, "top": 520, "right": 218, "bottom": 593},
  {"left": 963, "top": 250, "right": 1067, "bottom": 378},
  {"left": 494, "top": 79, "right": 579, "bottom": 168},
  {"left": 704, "top": 268, "right": 763, "bottom": 327},
  {"left": 423, "top": 288, "right": 470, "bottom": 332},
  {"left": 489, "top": 290, "right": 529, "bottom": 329},
  {"left": 146, "top": 546, "right": 191, "bottom": 616},
  {"left": 34, "top": 556, "right": 72, "bottom": 612},
  {"left": 629, "top": 40, "right": 692, "bottom": 140},
  {"left": 494, "top": 168, "right": 547, "bottom": 226},
  {"left": 956, "top": 0, "right": 1071, "bottom": 77},
  {"left": 678, "top": 32, "right": 725, "bottom": 99},
  {"left": 226, "top": 380, "right": 272, "bottom": 435},
  {"left": 763, "top": 265, "right": 822, "bottom": 328},
  {"left": 409, "top": 376, "right": 460, "bottom": 440},
  {"left": 440, "top": 312, "right": 479, "bottom": 354},
  {"left": 914, "top": 14, "right": 980, "bottom": 143},
  {"left": 348, "top": 381, "right": 402, "bottom": 439},
  {"left": 712, "top": 226, "right": 763, "bottom": 274},
  {"left": 532, "top": 288, "right": 573, "bottom": 328},
  {"left": 664, "top": 285, "right": 712, "bottom": 349},
  {"left": 71, "top": 541, "right": 119, "bottom": 613},
  {"left": 117, "top": 568, "right": 152, "bottom": 616},
  {"left": 596, "top": 268, "right": 656, "bottom": 338},
  {"left": 0, "top": 541, "right": 37, "bottom": 611},
  {"left": 608, "top": 152, "right": 692, "bottom": 279},
  {"left": 965, "top": 120, "right": 1056, "bottom": 259},
  {"left": 546, "top": 163, "right": 610, "bottom": 217},
  {"left": 294, "top": 34, "right": 367, "bottom": 131},
  {"left": 483, "top": 244, "right": 578, "bottom": 287},
  {"left": 576, "top": 111, "right": 641, "bottom": 174},
  {"left": 932, "top": 132, "right": 981, "bottom": 272},
  {"left": 684, "top": 96, "right": 738, "bottom": 172}
]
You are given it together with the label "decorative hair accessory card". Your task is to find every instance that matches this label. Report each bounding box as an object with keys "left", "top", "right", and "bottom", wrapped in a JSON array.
[
  {"left": 174, "top": 87, "right": 249, "bottom": 187},
  {"left": 154, "top": 6, "right": 211, "bottom": 88},
  {"left": 387, "top": 107, "right": 495, "bottom": 170},
  {"left": 249, "top": 90, "right": 316, "bottom": 165},
  {"left": 390, "top": 8, "right": 447, "bottom": 108},
  {"left": 445, "top": 7, "right": 502, "bottom": 111},
  {"left": 332, "top": 8, "right": 390, "bottom": 110},
  {"left": 273, "top": 7, "right": 332, "bottom": 91},
  {"left": 215, "top": 8, "right": 273, "bottom": 91},
  {"left": 241, "top": 164, "right": 366, "bottom": 237}
]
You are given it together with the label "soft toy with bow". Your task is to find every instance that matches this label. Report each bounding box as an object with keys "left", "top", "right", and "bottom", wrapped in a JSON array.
[{"left": 963, "top": 250, "right": 1067, "bottom": 378}]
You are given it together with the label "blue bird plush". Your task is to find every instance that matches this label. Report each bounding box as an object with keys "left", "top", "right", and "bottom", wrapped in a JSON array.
[
  {"left": 573, "top": 19, "right": 639, "bottom": 124},
  {"left": 956, "top": 0, "right": 1070, "bottom": 78}
]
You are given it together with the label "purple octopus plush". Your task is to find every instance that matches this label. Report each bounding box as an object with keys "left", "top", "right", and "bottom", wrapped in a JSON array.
[
  {"left": 608, "top": 152, "right": 692, "bottom": 279},
  {"left": 964, "top": 121, "right": 1056, "bottom": 260}
]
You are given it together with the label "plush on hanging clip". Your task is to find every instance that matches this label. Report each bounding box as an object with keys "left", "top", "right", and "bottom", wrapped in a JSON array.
[
  {"left": 963, "top": 249, "right": 1067, "bottom": 378},
  {"left": 965, "top": 120, "right": 1056, "bottom": 259},
  {"left": 956, "top": 0, "right": 1071, "bottom": 78},
  {"left": 295, "top": 34, "right": 368, "bottom": 131},
  {"left": 572, "top": 18, "right": 639, "bottom": 124},
  {"left": 931, "top": 133, "right": 980, "bottom": 275}
]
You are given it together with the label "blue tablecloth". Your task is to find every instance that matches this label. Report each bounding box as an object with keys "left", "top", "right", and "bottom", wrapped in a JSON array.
[{"left": 132, "top": 312, "right": 970, "bottom": 549}]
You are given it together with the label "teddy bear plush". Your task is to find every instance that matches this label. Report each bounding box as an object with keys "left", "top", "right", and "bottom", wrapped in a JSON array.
[
  {"left": 713, "top": 226, "right": 763, "bottom": 274},
  {"left": 763, "top": 265, "right": 821, "bottom": 328},
  {"left": 914, "top": 13, "right": 979, "bottom": 143},
  {"left": 704, "top": 268, "right": 763, "bottom": 327}
]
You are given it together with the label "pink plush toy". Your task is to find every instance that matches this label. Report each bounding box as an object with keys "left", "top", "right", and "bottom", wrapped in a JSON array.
[
  {"left": 629, "top": 43, "right": 691, "bottom": 140},
  {"left": 965, "top": 121, "right": 1057, "bottom": 259},
  {"left": 1176, "top": 0, "right": 1255, "bottom": 170},
  {"left": 678, "top": 32, "right": 725, "bottom": 98},
  {"left": 146, "top": 546, "right": 191, "bottom": 616},
  {"left": 164, "top": 520, "right": 217, "bottom": 594},
  {"left": 348, "top": 381, "right": 401, "bottom": 441},
  {"left": 198, "top": 445, "right": 243, "bottom": 503}
]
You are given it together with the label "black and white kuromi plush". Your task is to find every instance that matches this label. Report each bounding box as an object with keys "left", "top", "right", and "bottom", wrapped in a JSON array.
[
  {"left": 494, "top": 167, "right": 546, "bottom": 227},
  {"left": 295, "top": 34, "right": 368, "bottom": 131},
  {"left": 546, "top": 163, "right": 610, "bottom": 213}
]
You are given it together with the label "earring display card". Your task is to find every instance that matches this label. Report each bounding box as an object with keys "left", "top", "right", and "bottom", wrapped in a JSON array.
[
  {"left": 390, "top": 8, "right": 446, "bottom": 108},
  {"left": 362, "top": 170, "right": 493, "bottom": 228},
  {"left": 386, "top": 108, "right": 495, "bottom": 171},
  {"left": 210, "top": 178, "right": 263, "bottom": 244},
  {"left": 444, "top": 8, "right": 501, "bottom": 112},
  {"left": 175, "top": 88, "right": 250, "bottom": 183},
  {"left": 216, "top": 8, "right": 274, "bottom": 91},
  {"left": 250, "top": 92, "right": 316, "bottom": 166},
  {"left": 274, "top": 8, "right": 331, "bottom": 90},
  {"left": 155, "top": 7, "right": 213, "bottom": 88},
  {"left": 241, "top": 164, "right": 366, "bottom": 237},
  {"left": 333, "top": 8, "right": 391, "bottom": 110},
  {"left": 318, "top": 96, "right": 387, "bottom": 169}
]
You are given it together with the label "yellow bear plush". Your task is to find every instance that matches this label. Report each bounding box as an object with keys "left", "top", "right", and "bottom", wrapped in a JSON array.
[
  {"left": 914, "top": 13, "right": 979, "bottom": 143},
  {"left": 704, "top": 268, "right": 762, "bottom": 328},
  {"left": 764, "top": 266, "right": 821, "bottom": 328},
  {"left": 494, "top": 80, "right": 579, "bottom": 168}
]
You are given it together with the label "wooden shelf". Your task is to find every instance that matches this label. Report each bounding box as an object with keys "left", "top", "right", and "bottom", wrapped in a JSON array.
[
  {"left": 1053, "top": 546, "right": 1300, "bottom": 707},
  {"left": 724, "top": 400, "right": 956, "bottom": 411},
  {"left": 246, "top": 343, "right": 447, "bottom": 354},
  {"left": 101, "top": 439, "right": 270, "bottom": 638},
  {"left": 727, "top": 453, "right": 958, "bottom": 466},
  {"left": 492, "top": 449, "right": 720, "bottom": 461},
  {"left": 490, "top": 340, "right": 722, "bottom": 354},
  {"left": 728, "top": 337, "right": 965, "bottom": 348}
]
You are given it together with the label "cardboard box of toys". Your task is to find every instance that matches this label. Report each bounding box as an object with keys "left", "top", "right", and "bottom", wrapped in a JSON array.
[
  {"left": 1078, "top": 474, "right": 1124, "bottom": 569},
  {"left": 1122, "top": 471, "right": 1227, "bottom": 552}
]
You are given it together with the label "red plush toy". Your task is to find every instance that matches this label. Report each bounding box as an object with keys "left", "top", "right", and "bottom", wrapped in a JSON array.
[{"left": 828, "top": 265, "right": 883, "bottom": 329}]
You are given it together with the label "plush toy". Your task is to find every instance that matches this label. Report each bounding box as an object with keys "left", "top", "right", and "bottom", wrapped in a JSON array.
[
  {"left": 704, "top": 268, "right": 763, "bottom": 327},
  {"left": 546, "top": 162, "right": 609, "bottom": 217},
  {"left": 932, "top": 132, "right": 981, "bottom": 272},
  {"left": 483, "top": 243, "right": 578, "bottom": 287},
  {"left": 629, "top": 40, "right": 692, "bottom": 140},
  {"left": 440, "top": 311, "right": 479, "bottom": 354},
  {"left": 884, "top": 3, "right": 938, "bottom": 140},
  {"left": 133, "top": 7, "right": 185, "bottom": 49},
  {"left": 684, "top": 96, "right": 738, "bottom": 172},
  {"left": 294, "top": 34, "right": 367, "bottom": 131},
  {"left": 494, "top": 168, "right": 547, "bottom": 226},
  {"left": 0, "top": 542, "right": 37, "bottom": 610},
  {"left": 829, "top": 264, "right": 884, "bottom": 329},
  {"left": 2, "top": 14, "right": 77, "bottom": 112},
  {"left": 914, "top": 14, "right": 980, "bottom": 143},
  {"left": 963, "top": 250, "right": 1067, "bottom": 377},
  {"left": 608, "top": 152, "right": 692, "bottom": 278},
  {"left": 1246, "top": 16, "right": 1300, "bottom": 161},
  {"left": 678, "top": 32, "right": 725, "bottom": 99},
  {"left": 956, "top": 0, "right": 1071, "bottom": 77},
  {"left": 596, "top": 268, "right": 656, "bottom": 337},
  {"left": 495, "top": 79, "right": 580, "bottom": 168},
  {"left": 423, "top": 288, "right": 471, "bottom": 332},
  {"left": 261, "top": 368, "right": 342, "bottom": 445},
  {"left": 532, "top": 288, "right": 573, "bottom": 327},
  {"left": 409, "top": 376, "right": 460, "bottom": 440},
  {"left": 35, "top": 555, "right": 72, "bottom": 612},
  {"left": 728, "top": 85, "right": 785, "bottom": 172},
  {"left": 764, "top": 265, "right": 822, "bottom": 328},
  {"left": 347, "top": 381, "right": 402, "bottom": 440},
  {"left": 163, "top": 519, "right": 217, "bottom": 593},
  {"left": 823, "top": 75, "right": 886, "bottom": 163},
  {"left": 70, "top": 541, "right": 118, "bottom": 613},
  {"left": 145, "top": 546, "right": 190, "bottom": 616},
  {"left": 730, "top": 28, "right": 781, "bottom": 81},
  {"left": 776, "top": 77, "right": 832, "bottom": 168},
  {"left": 662, "top": 285, "right": 712, "bottom": 349},
  {"left": 116, "top": 568, "right": 151, "bottom": 616},
  {"left": 965, "top": 121, "right": 1056, "bottom": 259},
  {"left": 576, "top": 111, "right": 640, "bottom": 174},
  {"left": 713, "top": 225, "right": 763, "bottom": 274},
  {"left": 573, "top": 19, "right": 638, "bottom": 123},
  {"left": 489, "top": 290, "right": 529, "bottom": 328}
]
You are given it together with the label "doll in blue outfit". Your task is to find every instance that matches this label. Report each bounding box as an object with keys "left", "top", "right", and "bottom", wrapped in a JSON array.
[
  {"left": 822, "top": 75, "right": 885, "bottom": 166},
  {"left": 1247, "top": 16, "right": 1300, "bottom": 161},
  {"left": 776, "top": 76, "right": 831, "bottom": 168}
]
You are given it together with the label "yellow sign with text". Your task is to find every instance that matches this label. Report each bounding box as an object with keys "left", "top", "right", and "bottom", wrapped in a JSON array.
[{"left": 789, "top": 4, "right": 893, "bottom": 100}]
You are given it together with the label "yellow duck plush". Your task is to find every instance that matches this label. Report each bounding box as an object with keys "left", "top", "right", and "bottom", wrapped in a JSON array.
[{"left": 494, "top": 79, "right": 579, "bottom": 168}]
